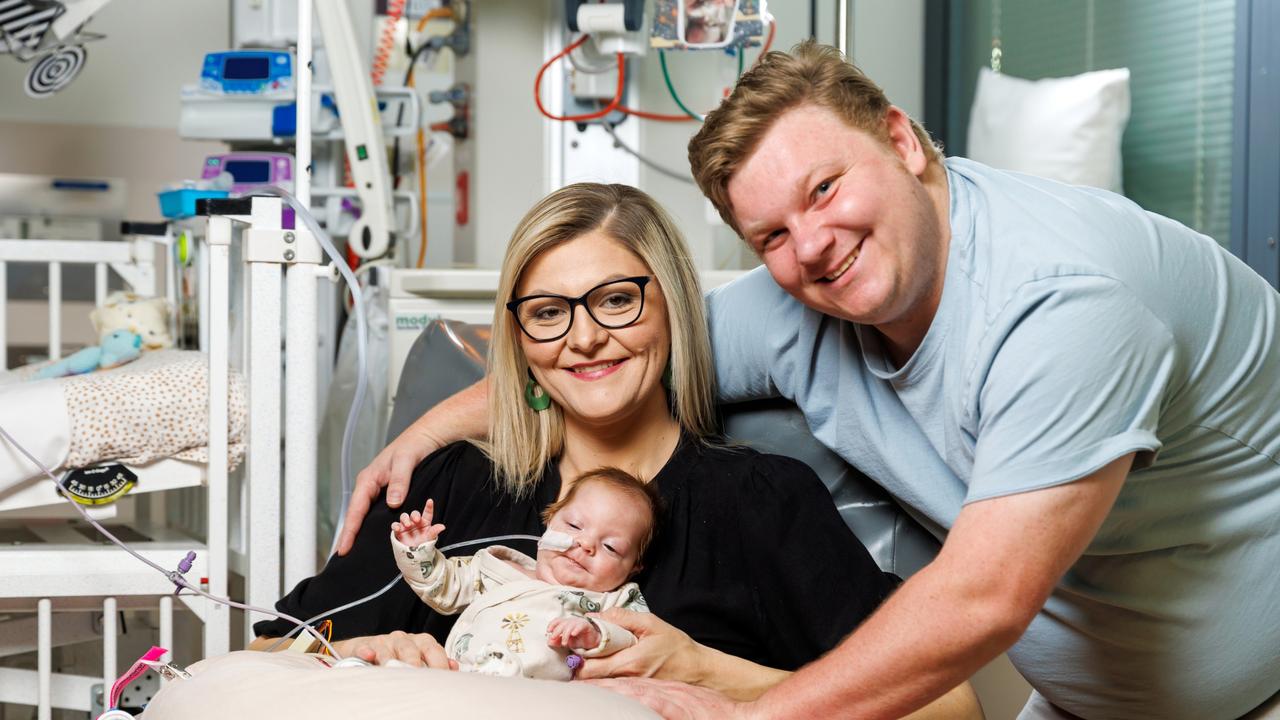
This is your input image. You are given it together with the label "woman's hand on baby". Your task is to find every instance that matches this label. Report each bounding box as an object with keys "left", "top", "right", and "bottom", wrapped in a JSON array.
[
  {"left": 334, "top": 631, "right": 458, "bottom": 670},
  {"left": 577, "top": 609, "right": 703, "bottom": 683},
  {"left": 546, "top": 616, "right": 601, "bottom": 651},
  {"left": 391, "top": 498, "right": 446, "bottom": 547}
]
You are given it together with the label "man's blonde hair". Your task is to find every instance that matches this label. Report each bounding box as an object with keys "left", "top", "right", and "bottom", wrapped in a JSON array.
[
  {"left": 689, "top": 40, "right": 941, "bottom": 235},
  {"left": 482, "top": 183, "right": 716, "bottom": 496}
]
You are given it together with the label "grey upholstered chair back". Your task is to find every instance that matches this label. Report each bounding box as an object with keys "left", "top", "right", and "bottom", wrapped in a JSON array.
[{"left": 388, "top": 319, "right": 940, "bottom": 579}]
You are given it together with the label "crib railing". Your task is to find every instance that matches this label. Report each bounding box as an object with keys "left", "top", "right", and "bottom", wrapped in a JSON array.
[
  {"left": 1, "top": 201, "right": 319, "bottom": 716},
  {"left": 0, "top": 233, "right": 206, "bottom": 719},
  {"left": 0, "top": 236, "right": 167, "bottom": 370}
]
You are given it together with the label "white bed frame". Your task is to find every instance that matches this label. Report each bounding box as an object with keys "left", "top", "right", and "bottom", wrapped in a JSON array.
[
  {"left": 0, "top": 229, "right": 196, "bottom": 520},
  {"left": 0, "top": 196, "right": 325, "bottom": 717}
]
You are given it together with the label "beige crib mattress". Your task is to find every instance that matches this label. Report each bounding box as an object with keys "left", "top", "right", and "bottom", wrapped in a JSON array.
[{"left": 0, "top": 350, "right": 246, "bottom": 489}]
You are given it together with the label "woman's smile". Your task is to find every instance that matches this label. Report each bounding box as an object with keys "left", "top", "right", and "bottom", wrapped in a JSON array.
[
  {"left": 566, "top": 358, "right": 627, "bottom": 380},
  {"left": 515, "top": 231, "right": 670, "bottom": 428}
]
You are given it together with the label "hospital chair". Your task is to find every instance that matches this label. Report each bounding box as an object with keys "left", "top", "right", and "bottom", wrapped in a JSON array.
[{"left": 388, "top": 319, "right": 940, "bottom": 580}]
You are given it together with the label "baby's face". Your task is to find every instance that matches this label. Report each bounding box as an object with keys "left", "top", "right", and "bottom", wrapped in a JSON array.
[{"left": 536, "top": 481, "right": 651, "bottom": 592}]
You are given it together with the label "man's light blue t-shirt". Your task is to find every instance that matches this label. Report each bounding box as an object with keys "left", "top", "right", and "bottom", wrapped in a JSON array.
[{"left": 708, "top": 157, "right": 1280, "bottom": 719}]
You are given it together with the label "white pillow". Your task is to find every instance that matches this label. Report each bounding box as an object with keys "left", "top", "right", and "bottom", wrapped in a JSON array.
[
  {"left": 966, "top": 67, "right": 1131, "bottom": 193},
  {"left": 142, "top": 651, "right": 660, "bottom": 719}
]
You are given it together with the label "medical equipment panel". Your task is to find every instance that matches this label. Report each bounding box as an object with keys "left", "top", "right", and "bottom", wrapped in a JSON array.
[
  {"left": 200, "top": 50, "right": 293, "bottom": 95},
  {"left": 201, "top": 152, "right": 294, "bottom": 192}
]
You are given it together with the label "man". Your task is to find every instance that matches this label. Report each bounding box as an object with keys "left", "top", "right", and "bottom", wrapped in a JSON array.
[{"left": 341, "top": 42, "right": 1280, "bottom": 719}]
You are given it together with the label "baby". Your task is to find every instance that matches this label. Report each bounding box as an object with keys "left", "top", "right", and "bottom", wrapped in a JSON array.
[{"left": 390, "top": 467, "right": 661, "bottom": 681}]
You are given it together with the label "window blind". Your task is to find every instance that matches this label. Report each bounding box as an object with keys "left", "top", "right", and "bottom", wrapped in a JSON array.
[{"left": 949, "top": 0, "right": 1235, "bottom": 245}]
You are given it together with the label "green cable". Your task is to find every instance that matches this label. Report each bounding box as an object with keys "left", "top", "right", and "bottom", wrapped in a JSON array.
[
  {"left": 737, "top": 46, "right": 745, "bottom": 77},
  {"left": 659, "top": 50, "right": 704, "bottom": 121}
]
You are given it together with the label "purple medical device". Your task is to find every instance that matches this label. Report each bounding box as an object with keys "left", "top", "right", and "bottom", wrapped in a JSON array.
[{"left": 201, "top": 152, "right": 294, "bottom": 193}]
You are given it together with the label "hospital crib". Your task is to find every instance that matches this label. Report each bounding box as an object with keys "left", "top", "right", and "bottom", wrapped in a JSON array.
[{"left": 0, "top": 198, "right": 322, "bottom": 718}]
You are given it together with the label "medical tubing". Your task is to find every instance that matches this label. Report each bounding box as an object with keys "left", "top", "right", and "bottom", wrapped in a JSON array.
[
  {"left": 253, "top": 186, "right": 369, "bottom": 557},
  {"left": 658, "top": 51, "right": 704, "bottom": 121},
  {"left": 263, "top": 533, "right": 542, "bottom": 652},
  {"left": 601, "top": 122, "right": 695, "bottom": 184},
  {"left": 0, "top": 423, "right": 340, "bottom": 658}
]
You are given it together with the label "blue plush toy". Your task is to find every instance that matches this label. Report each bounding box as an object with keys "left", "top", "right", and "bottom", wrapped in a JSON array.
[{"left": 34, "top": 330, "right": 143, "bottom": 380}]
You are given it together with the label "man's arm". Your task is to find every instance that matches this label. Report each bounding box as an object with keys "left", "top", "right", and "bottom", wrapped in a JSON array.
[
  {"left": 335, "top": 378, "right": 490, "bottom": 555},
  {"left": 744, "top": 453, "right": 1132, "bottom": 720}
]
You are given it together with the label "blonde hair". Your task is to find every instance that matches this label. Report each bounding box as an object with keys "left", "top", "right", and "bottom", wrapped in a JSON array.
[
  {"left": 540, "top": 466, "right": 664, "bottom": 559},
  {"left": 483, "top": 183, "right": 716, "bottom": 496},
  {"left": 689, "top": 40, "right": 942, "bottom": 235}
]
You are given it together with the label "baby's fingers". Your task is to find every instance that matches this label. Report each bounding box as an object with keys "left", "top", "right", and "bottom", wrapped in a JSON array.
[{"left": 423, "top": 498, "right": 436, "bottom": 527}]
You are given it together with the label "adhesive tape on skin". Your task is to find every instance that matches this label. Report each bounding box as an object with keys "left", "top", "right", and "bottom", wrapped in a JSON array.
[{"left": 538, "top": 529, "right": 574, "bottom": 551}]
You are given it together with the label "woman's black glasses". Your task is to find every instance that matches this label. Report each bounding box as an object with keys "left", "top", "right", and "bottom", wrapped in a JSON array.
[{"left": 506, "top": 276, "right": 651, "bottom": 342}]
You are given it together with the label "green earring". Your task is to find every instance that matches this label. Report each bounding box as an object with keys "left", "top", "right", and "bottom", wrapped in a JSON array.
[
  {"left": 662, "top": 361, "right": 673, "bottom": 391},
  {"left": 524, "top": 372, "right": 552, "bottom": 412}
]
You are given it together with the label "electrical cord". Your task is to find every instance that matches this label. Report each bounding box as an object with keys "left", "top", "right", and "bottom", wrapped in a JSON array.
[
  {"left": 393, "top": 7, "right": 455, "bottom": 267},
  {"left": 759, "top": 16, "right": 777, "bottom": 57},
  {"left": 601, "top": 122, "right": 696, "bottom": 184},
  {"left": 262, "top": 533, "right": 543, "bottom": 652},
  {"left": 642, "top": 15, "right": 777, "bottom": 123},
  {"left": 615, "top": 104, "right": 695, "bottom": 122},
  {"left": 658, "top": 51, "right": 704, "bottom": 121},
  {"left": 0, "top": 423, "right": 340, "bottom": 658},
  {"left": 535, "top": 34, "right": 626, "bottom": 122},
  {"left": 0, "top": 420, "right": 544, "bottom": 661}
]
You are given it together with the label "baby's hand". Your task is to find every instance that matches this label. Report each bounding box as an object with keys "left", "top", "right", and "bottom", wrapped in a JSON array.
[
  {"left": 391, "top": 498, "right": 446, "bottom": 547},
  {"left": 546, "top": 616, "right": 600, "bottom": 651}
]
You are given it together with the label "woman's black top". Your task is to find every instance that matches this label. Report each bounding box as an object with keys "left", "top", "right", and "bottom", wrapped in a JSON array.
[{"left": 255, "top": 435, "right": 895, "bottom": 671}]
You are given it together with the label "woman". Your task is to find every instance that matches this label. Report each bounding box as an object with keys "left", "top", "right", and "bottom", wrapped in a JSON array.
[{"left": 253, "top": 184, "right": 979, "bottom": 715}]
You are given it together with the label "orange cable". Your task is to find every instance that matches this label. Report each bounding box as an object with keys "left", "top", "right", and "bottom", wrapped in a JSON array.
[
  {"left": 409, "top": 6, "right": 454, "bottom": 268},
  {"left": 534, "top": 35, "right": 625, "bottom": 122},
  {"left": 759, "top": 19, "right": 776, "bottom": 57},
  {"left": 415, "top": 7, "right": 453, "bottom": 33},
  {"left": 371, "top": 0, "right": 406, "bottom": 86},
  {"left": 415, "top": 126, "right": 428, "bottom": 267},
  {"left": 616, "top": 105, "right": 695, "bottom": 122}
]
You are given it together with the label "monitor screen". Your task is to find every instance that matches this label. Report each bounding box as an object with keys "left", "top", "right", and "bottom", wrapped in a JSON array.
[
  {"left": 223, "top": 56, "right": 270, "bottom": 80},
  {"left": 224, "top": 160, "right": 271, "bottom": 184}
]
